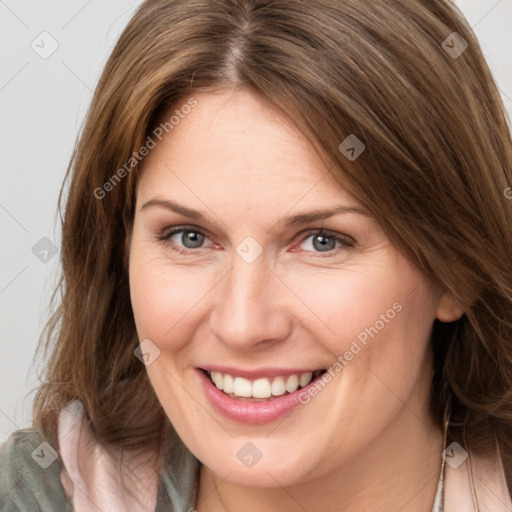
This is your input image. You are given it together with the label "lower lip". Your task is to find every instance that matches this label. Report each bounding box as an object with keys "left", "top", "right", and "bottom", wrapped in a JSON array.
[{"left": 196, "top": 369, "right": 322, "bottom": 424}]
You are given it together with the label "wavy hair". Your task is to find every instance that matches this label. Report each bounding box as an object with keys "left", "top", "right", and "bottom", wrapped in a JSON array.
[{"left": 32, "top": 0, "right": 512, "bottom": 491}]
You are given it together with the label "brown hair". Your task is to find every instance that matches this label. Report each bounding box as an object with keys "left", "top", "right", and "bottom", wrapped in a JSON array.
[{"left": 32, "top": 0, "right": 512, "bottom": 491}]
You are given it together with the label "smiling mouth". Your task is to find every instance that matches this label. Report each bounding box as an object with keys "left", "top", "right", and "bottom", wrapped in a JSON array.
[{"left": 201, "top": 369, "right": 327, "bottom": 401}]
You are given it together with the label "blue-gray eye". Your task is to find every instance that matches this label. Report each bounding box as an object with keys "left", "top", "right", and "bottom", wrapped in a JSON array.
[
  {"left": 299, "top": 230, "right": 352, "bottom": 253},
  {"left": 170, "top": 229, "right": 206, "bottom": 249}
]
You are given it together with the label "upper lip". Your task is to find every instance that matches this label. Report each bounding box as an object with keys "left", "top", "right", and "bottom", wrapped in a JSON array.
[{"left": 198, "top": 366, "right": 325, "bottom": 379}]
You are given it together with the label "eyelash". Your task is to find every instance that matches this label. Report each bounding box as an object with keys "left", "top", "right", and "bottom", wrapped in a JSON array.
[{"left": 156, "top": 225, "right": 356, "bottom": 257}]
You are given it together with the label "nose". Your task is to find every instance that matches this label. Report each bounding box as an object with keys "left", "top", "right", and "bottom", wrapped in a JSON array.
[{"left": 208, "top": 251, "right": 292, "bottom": 351}]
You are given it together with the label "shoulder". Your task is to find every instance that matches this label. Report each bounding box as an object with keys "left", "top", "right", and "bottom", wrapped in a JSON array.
[{"left": 0, "top": 428, "right": 71, "bottom": 511}]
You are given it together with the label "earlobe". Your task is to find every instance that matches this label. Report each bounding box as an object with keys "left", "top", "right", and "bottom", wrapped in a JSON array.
[{"left": 436, "top": 290, "right": 465, "bottom": 322}]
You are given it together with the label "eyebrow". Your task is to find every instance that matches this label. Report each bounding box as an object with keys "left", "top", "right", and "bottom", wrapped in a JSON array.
[{"left": 140, "top": 198, "right": 371, "bottom": 229}]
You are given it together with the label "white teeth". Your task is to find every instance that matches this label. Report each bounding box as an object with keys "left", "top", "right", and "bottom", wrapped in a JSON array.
[
  {"left": 223, "top": 373, "right": 234, "bottom": 394},
  {"left": 252, "top": 378, "right": 272, "bottom": 398},
  {"left": 211, "top": 371, "right": 223, "bottom": 390},
  {"left": 233, "top": 377, "right": 252, "bottom": 397},
  {"left": 285, "top": 374, "right": 299, "bottom": 393},
  {"left": 299, "top": 372, "right": 313, "bottom": 387},
  {"left": 207, "top": 370, "right": 316, "bottom": 399},
  {"left": 271, "top": 376, "right": 286, "bottom": 396}
]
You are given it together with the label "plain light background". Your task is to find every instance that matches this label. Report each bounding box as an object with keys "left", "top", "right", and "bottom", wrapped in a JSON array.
[{"left": 1, "top": 0, "right": 511, "bottom": 444}]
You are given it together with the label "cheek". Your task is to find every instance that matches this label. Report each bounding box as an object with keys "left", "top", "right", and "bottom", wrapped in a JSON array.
[
  {"left": 332, "top": 267, "right": 438, "bottom": 401},
  {"left": 129, "top": 242, "right": 213, "bottom": 352},
  {"left": 292, "top": 259, "right": 437, "bottom": 385},
  {"left": 287, "top": 262, "right": 409, "bottom": 352}
]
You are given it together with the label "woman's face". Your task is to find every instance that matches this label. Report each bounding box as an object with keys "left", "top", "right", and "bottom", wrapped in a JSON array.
[{"left": 129, "top": 89, "right": 455, "bottom": 487}]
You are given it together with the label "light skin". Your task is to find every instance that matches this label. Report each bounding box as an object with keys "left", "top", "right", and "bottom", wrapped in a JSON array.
[{"left": 128, "top": 88, "right": 464, "bottom": 511}]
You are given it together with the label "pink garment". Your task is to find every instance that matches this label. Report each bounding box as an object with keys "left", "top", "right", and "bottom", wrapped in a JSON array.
[
  {"left": 57, "top": 401, "right": 159, "bottom": 512},
  {"left": 57, "top": 400, "right": 512, "bottom": 511},
  {"left": 444, "top": 443, "right": 512, "bottom": 511}
]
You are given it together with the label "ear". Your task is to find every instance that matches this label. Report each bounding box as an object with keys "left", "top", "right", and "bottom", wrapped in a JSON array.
[{"left": 436, "top": 289, "right": 465, "bottom": 322}]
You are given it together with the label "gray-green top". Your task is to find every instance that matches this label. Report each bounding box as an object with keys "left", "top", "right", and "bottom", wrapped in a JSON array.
[{"left": 0, "top": 424, "right": 201, "bottom": 512}]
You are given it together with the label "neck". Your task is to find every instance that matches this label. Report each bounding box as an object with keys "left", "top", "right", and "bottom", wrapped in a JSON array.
[{"left": 196, "top": 408, "right": 444, "bottom": 512}]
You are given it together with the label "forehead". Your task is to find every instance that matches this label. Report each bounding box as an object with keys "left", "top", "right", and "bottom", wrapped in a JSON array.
[{"left": 138, "top": 89, "right": 357, "bottom": 211}]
